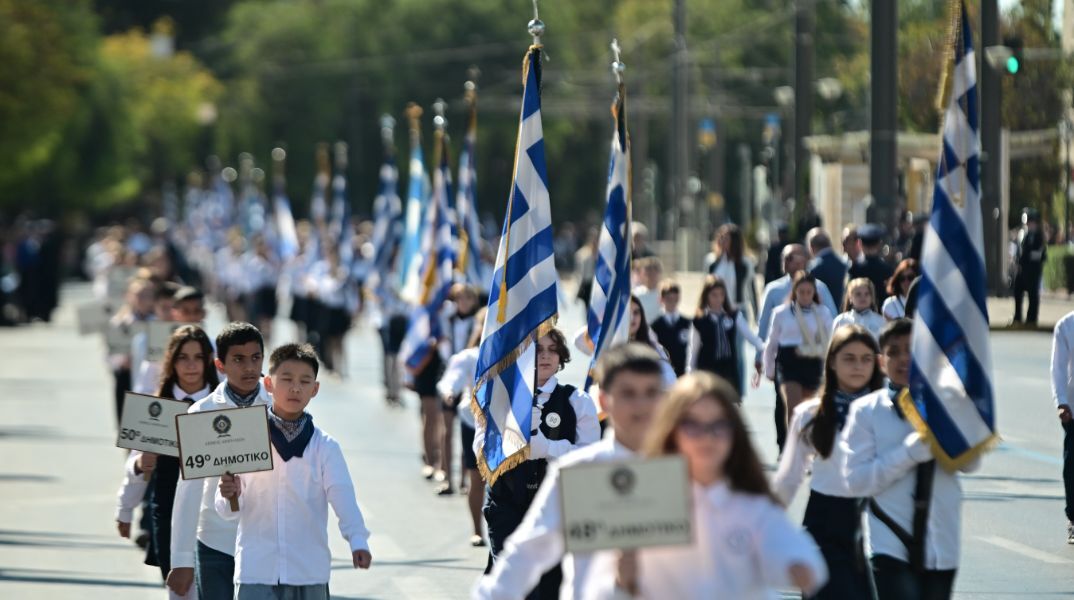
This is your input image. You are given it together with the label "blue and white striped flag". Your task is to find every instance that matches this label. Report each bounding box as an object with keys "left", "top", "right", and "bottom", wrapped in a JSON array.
[
  {"left": 456, "top": 96, "right": 488, "bottom": 291},
  {"left": 371, "top": 154, "right": 402, "bottom": 279},
  {"left": 400, "top": 112, "right": 429, "bottom": 301},
  {"left": 331, "top": 169, "right": 353, "bottom": 266},
  {"left": 400, "top": 129, "right": 456, "bottom": 375},
  {"left": 584, "top": 85, "right": 632, "bottom": 390},
  {"left": 472, "top": 47, "right": 558, "bottom": 484},
  {"left": 273, "top": 185, "right": 299, "bottom": 261},
  {"left": 899, "top": 0, "right": 996, "bottom": 470}
]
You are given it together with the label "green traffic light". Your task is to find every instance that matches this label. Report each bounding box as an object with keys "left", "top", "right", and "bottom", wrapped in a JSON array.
[{"left": 1007, "top": 55, "right": 1020, "bottom": 74}]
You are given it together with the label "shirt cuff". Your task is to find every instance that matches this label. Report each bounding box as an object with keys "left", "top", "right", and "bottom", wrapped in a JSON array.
[
  {"left": 904, "top": 432, "right": 932, "bottom": 463},
  {"left": 116, "top": 508, "right": 133, "bottom": 523},
  {"left": 171, "top": 551, "right": 196, "bottom": 569},
  {"left": 349, "top": 536, "right": 370, "bottom": 553}
]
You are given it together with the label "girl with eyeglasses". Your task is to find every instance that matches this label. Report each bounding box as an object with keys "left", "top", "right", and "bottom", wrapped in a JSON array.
[
  {"left": 882, "top": 259, "right": 918, "bottom": 321},
  {"left": 773, "top": 324, "right": 884, "bottom": 599},
  {"left": 603, "top": 372, "right": 827, "bottom": 599}
]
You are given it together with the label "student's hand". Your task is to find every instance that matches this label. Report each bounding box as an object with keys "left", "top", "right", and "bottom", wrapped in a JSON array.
[
  {"left": 615, "top": 549, "right": 639, "bottom": 596},
  {"left": 905, "top": 432, "right": 933, "bottom": 463},
  {"left": 788, "top": 563, "right": 817, "bottom": 595},
  {"left": 1060, "top": 405, "right": 1072, "bottom": 424},
  {"left": 219, "top": 473, "right": 241, "bottom": 499},
  {"left": 352, "top": 549, "right": 372, "bottom": 569},
  {"left": 135, "top": 452, "right": 157, "bottom": 476},
  {"left": 166, "top": 567, "right": 195, "bottom": 595},
  {"left": 442, "top": 394, "right": 457, "bottom": 409},
  {"left": 116, "top": 520, "right": 131, "bottom": 539}
]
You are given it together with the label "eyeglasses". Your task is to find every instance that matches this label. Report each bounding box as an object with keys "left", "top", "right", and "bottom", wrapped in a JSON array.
[{"left": 678, "top": 418, "right": 734, "bottom": 439}]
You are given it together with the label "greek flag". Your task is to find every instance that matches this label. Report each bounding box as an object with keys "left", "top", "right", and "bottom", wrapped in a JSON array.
[
  {"left": 400, "top": 123, "right": 429, "bottom": 301},
  {"left": 371, "top": 155, "right": 402, "bottom": 278},
  {"left": 899, "top": 1, "right": 996, "bottom": 470},
  {"left": 400, "top": 131, "right": 455, "bottom": 375},
  {"left": 273, "top": 183, "right": 299, "bottom": 261},
  {"left": 584, "top": 86, "right": 632, "bottom": 389},
  {"left": 472, "top": 47, "right": 558, "bottom": 484},
  {"left": 456, "top": 100, "right": 488, "bottom": 290}
]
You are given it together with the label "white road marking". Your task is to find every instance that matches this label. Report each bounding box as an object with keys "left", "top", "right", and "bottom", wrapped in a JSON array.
[{"left": 978, "top": 535, "right": 1074, "bottom": 565}]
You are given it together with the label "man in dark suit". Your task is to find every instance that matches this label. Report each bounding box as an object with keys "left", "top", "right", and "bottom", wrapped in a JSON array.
[
  {"left": 763, "top": 223, "right": 790, "bottom": 285},
  {"left": 848, "top": 223, "right": 895, "bottom": 303},
  {"left": 1013, "top": 207, "right": 1047, "bottom": 326},
  {"left": 806, "top": 227, "right": 848, "bottom": 310}
]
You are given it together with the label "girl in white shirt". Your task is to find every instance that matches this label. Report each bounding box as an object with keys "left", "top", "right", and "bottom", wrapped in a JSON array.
[
  {"left": 882, "top": 259, "right": 918, "bottom": 321},
  {"left": 773, "top": 324, "right": 883, "bottom": 600},
  {"left": 687, "top": 275, "right": 764, "bottom": 397},
  {"left": 572, "top": 296, "right": 678, "bottom": 389},
  {"left": 832, "top": 277, "right": 885, "bottom": 339},
  {"left": 763, "top": 273, "right": 834, "bottom": 427},
  {"left": 606, "top": 372, "right": 827, "bottom": 599}
]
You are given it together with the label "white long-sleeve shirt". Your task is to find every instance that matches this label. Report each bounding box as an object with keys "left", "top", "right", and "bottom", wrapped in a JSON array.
[
  {"left": 584, "top": 481, "right": 828, "bottom": 600},
  {"left": 839, "top": 389, "right": 976, "bottom": 571},
  {"left": 115, "top": 451, "right": 148, "bottom": 523},
  {"left": 473, "top": 432, "right": 634, "bottom": 600},
  {"left": 772, "top": 399, "right": 853, "bottom": 505},
  {"left": 1051, "top": 311, "right": 1074, "bottom": 408},
  {"left": 569, "top": 326, "right": 677, "bottom": 388},
  {"left": 755, "top": 274, "right": 839, "bottom": 364},
  {"left": 215, "top": 427, "right": 370, "bottom": 586},
  {"left": 881, "top": 295, "right": 907, "bottom": 321},
  {"left": 762, "top": 303, "right": 834, "bottom": 379},
  {"left": 832, "top": 309, "right": 886, "bottom": 340},
  {"left": 170, "top": 382, "right": 272, "bottom": 568},
  {"left": 686, "top": 310, "right": 765, "bottom": 373},
  {"left": 528, "top": 376, "right": 601, "bottom": 461},
  {"left": 438, "top": 347, "right": 478, "bottom": 428}
]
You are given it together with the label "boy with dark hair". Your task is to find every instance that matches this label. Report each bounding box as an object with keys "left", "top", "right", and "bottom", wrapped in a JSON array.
[
  {"left": 168, "top": 322, "right": 270, "bottom": 599},
  {"left": 475, "top": 343, "right": 667, "bottom": 599},
  {"left": 649, "top": 279, "right": 690, "bottom": 376},
  {"left": 840, "top": 319, "right": 977, "bottom": 600},
  {"left": 217, "top": 343, "right": 372, "bottom": 599}
]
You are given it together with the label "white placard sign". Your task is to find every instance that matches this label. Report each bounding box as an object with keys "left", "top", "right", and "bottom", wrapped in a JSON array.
[
  {"left": 106, "top": 320, "right": 137, "bottom": 356},
  {"left": 560, "top": 455, "right": 693, "bottom": 554},
  {"left": 76, "top": 301, "right": 113, "bottom": 336},
  {"left": 146, "top": 321, "right": 185, "bottom": 362},
  {"left": 116, "top": 393, "right": 191, "bottom": 457},
  {"left": 176, "top": 406, "right": 274, "bottom": 480},
  {"left": 106, "top": 266, "right": 138, "bottom": 300}
]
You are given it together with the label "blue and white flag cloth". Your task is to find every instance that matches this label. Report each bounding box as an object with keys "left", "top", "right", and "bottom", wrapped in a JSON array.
[
  {"left": 331, "top": 170, "right": 354, "bottom": 266},
  {"left": 273, "top": 182, "right": 299, "bottom": 261},
  {"left": 899, "top": 0, "right": 996, "bottom": 471},
  {"left": 400, "top": 131, "right": 456, "bottom": 375},
  {"left": 456, "top": 100, "right": 488, "bottom": 291},
  {"left": 472, "top": 47, "right": 558, "bottom": 484},
  {"left": 400, "top": 123, "right": 429, "bottom": 301},
  {"left": 371, "top": 155, "right": 402, "bottom": 279},
  {"left": 584, "top": 86, "right": 632, "bottom": 390}
]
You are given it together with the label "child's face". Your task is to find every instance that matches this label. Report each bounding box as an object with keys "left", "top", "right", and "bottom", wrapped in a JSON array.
[
  {"left": 456, "top": 292, "right": 478, "bottom": 316},
  {"left": 154, "top": 298, "right": 174, "bottom": 320},
  {"left": 172, "top": 299, "right": 206, "bottom": 324},
  {"left": 600, "top": 370, "right": 664, "bottom": 450},
  {"left": 535, "top": 334, "right": 562, "bottom": 385},
  {"left": 794, "top": 283, "right": 815, "bottom": 307},
  {"left": 674, "top": 398, "right": 733, "bottom": 482},
  {"left": 130, "top": 285, "right": 154, "bottom": 317},
  {"left": 644, "top": 266, "right": 662, "bottom": 287},
  {"left": 661, "top": 291, "right": 680, "bottom": 313},
  {"left": 831, "top": 340, "right": 876, "bottom": 392},
  {"left": 629, "top": 303, "right": 642, "bottom": 336},
  {"left": 850, "top": 286, "right": 872, "bottom": 311},
  {"left": 880, "top": 334, "right": 911, "bottom": 387},
  {"left": 174, "top": 340, "right": 207, "bottom": 392},
  {"left": 706, "top": 287, "right": 725, "bottom": 311},
  {"left": 215, "top": 341, "right": 264, "bottom": 394},
  {"left": 266, "top": 359, "right": 320, "bottom": 419}
]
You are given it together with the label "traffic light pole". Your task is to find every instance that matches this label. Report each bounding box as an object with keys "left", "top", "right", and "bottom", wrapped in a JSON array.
[{"left": 981, "top": 0, "right": 1006, "bottom": 295}]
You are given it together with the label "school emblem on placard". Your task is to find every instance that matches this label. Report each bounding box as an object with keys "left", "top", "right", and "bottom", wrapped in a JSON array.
[
  {"left": 213, "top": 415, "right": 232, "bottom": 437},
  {"left": 148, "top": 401, "right": 162, "bottom": 420},
  {"left": 546, "top": 412, "right": 562, "bottom": 428},
  {"left": 610, "top": 467, "right": 636, "bottom": 496}
]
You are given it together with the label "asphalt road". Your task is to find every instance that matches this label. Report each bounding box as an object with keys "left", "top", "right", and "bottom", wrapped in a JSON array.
[{"left": 0, "top": 283, "right": 1072, "bottom": 598}]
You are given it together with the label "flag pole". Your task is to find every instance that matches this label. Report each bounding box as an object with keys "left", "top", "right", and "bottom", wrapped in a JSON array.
[{"left": 528, "top": 1, "right": 545, "bottom": 440}]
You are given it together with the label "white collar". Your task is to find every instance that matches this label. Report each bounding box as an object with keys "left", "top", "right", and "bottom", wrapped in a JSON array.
[
  {"left": 173, "top": 383, "right": 211, "bottom": 401},
  {"left": 537, "top": 375, "right": 559, "bottom": 394},
  {"left": 663, "top": 311, "right": 679, "bottom": 322},
  {"left": 696, "top": 479, "right": 732, "bottom": 508}
]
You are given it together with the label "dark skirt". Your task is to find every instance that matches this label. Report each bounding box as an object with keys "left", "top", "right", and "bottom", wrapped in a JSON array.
[
  {"left": 700, "top": 357, "right": 741, "bottom": 396},
  {"left": 412, "top": 352, "right": 445, "bottom": 397},
  {"left": 802, "top": 490, "right": 873, "bottom": 600},
  {"left": 460, "top": 421, "right": 477, "bottom": 470},
  {"left": 290, "top": 295, "right": 309, "bottom": 325},
  {"left": 776, "top": 346, "right": 824, "bottom": 389},
  {"left": 380, "top": 314, "right": 409, "bottom": 354},
  {"left": 249, "top": 287, "right": 278, "bottom": 322},
  {"left": 319, "top": 304, "right": 350, "bottom": 338}
]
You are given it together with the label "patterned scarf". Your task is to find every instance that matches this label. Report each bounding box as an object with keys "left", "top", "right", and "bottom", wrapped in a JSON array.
[
  {"left": 268, "top": 407, "right": 315, "bottom": 461},
  {"left": 793, "top": 304, "right": 827, "bottom": 357},
  {"left": 833, "top": 388, "right": 871, "bottom": 430},
  {"left": 224, "top": 383, "right": 260, "bottom": 408}
]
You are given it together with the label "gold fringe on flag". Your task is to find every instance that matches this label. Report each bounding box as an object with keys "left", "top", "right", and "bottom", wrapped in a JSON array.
[
  {"left": 896, "top": 387, "right": 1000, "bottom": 473},
  {"left": 934, "top": 0, "right": 964, "bottom": 114}
]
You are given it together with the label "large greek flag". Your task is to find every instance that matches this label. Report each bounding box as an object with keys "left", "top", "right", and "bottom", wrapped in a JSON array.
[
  {"left": 273, "top": 185, "right": 299, "bottom": 261},
  {"left": 899, "top": 1, "right": 996, "bottom": 470},
  {"left": 400, "top": 131, "right": 455, "bottom": 375},
  {"left": 584, "top": 87, "right": 632, "bottom": 389},
  {"left": 456, "top": 99, "right": 488, "bottom": 291},
  {"left": 472, "top": 47, "right": 558, "bottom": 484},
  {"left": 371, "top": 155, "right": 402, "bottom": 278}
]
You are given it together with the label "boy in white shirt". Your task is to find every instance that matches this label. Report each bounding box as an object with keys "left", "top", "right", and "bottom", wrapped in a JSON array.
[{"left": 217, "top": 343, "right": 372, "bottom": 600}]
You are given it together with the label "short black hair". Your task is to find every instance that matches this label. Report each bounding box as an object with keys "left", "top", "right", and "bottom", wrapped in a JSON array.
[
  {"left": 173, "top": 286, "right": 205, "bottom": 303},
  {"left": 879, "top": 318, "right": 913, "bottom": 349},
  {"left": 594, "top": 342, "right": 664, "bottom": 390},
  {"left": 268, "top": 343, "right": 320, "bottom": 377},
  {"left": 155, "top": 281, "right": 181, "bottom": 301},
  {"left": 216, "top": 322, "right": 264, "bottom": 362}
]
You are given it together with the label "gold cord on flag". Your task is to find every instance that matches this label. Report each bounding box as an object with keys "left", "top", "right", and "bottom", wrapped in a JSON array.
[{"left": 934, "top": 0, "right": 963, "bottom": 113}]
